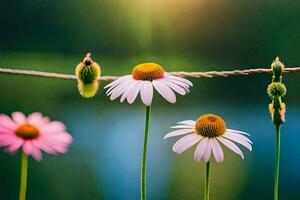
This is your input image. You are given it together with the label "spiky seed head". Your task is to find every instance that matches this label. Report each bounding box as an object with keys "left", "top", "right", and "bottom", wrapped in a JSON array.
[
  {"left": 195, "top": 114, "right": 226, "bottom": 138},
  {"left": 267, "top": 82, "right": 287, "bottom": 97}
]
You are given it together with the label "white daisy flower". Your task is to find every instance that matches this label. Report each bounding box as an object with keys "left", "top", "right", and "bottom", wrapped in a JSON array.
[
  {"left": 164, "top": 114, "right": 252, "bottom": 163},
  {"left": 104, "top": 63, "right": 193, "bottom": 106}
]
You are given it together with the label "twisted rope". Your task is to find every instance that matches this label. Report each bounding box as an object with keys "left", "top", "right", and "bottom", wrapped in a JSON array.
[{"left": 0, "top": 66, "right": 300, "bottom": 81}]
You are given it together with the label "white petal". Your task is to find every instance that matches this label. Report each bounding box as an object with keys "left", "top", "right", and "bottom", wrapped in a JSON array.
[
  {"left": 173, "top": 134, "right": 201, "bottom": 154},
  {"left": 177, "top": 120, "right": 196, "bottom": 126},
  {"left": 109, "top": 82, "right": 130, "bottom": 100},
  {"left": 223, "top": 132, "right": 252, "bottom": 151},
  {"left": 140, "top": 81, "right": 153, "bottom": 106},
  {"left": 160, "top": 78, "right": 186, "bottom": 95},
  {"left": 170, "top": 125, "right": 195, "bottom": 129},
  {"left": 226, "top": 128, "right": 250, "bottom": 136},
  {"left": 172, "top": 134, "right": 199, "bottom": 153},
  {"left": 104, "top": 75, "right": 131, "bottom": 90},
  {"left": 152, "top": 80, "right": 176, "bottom": 103},
  {"left": 211, "top": 138, "right": 224, "bottom": 163},
  {"left": 126, "top": 82, "right": 144, "bottom": 104},
  {"left": 120, "top": 80, "right": 142, "bottom": 102},
  {"left": 217, "top": 137, "right": 244, "bottom": 159},
  {"left": 105, "top": 76, "right": 132, "bottom": 95},
  {"left": 225, "top": 130, "right": 252, "bottom": 144},
  {"left": 203, "top": 139, "right": 212, "bottom": 162},
  {"left": 194, "top": 138, "right": 208, "bottom": 161},
  {"left": 164, "top": 78, "right": 190, "bottom": 92},
  {"left": 165, "top": 74, "right": 193, "bottom": 86},
  {"left": 164, "top": 129, "right": 195, "bottom": 139},
  {"left": 107, "top": 78, "right": 133, "bottom": 96}
]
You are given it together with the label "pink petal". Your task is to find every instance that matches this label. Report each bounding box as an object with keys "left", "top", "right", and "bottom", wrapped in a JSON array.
[
  {"left": 0, "top": 135, "right": 20, "bottom": 147},
  {"left": 12, "top": 112, "right": 26, "bottom": 125},
  {"left": 32, "top": 139, "right": 56, "bottom": 154},
  {"left": 23, "top": 141, "right": 33, "bottom": 155},
  {"left": 0, "top": 114, "right": 17, "bottom": 130},
  {"left": 40, "top": 121, "right": 66, "bottom": 134},
  {"left": 22, "top": 141, "right": 42, "bottom": 160},
  {"left": 30, "top": 143, "right": 43, "bottom": 161},
  {"left": 35, "top": 132, "right": 72, "bottom": 155},
  {"left": 45, "top": 132, "right": 73, "bottom": 144},
  {"left": 7, "top": 139, "right": 24, "bottom": 153},
  {"left": 27, "top": 112, "right": 49, "bottom": 127}
]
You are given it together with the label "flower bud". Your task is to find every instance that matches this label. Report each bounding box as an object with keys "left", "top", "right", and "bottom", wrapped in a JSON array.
[
  {"left": 75, "top": 53, "right": 101, "bottom": 98},
  {"left": 271, "top": 57, "right": 284, "bottom": 82}
]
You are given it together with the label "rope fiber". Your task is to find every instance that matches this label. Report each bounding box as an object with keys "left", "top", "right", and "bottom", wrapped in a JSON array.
[{"left": 0, "top": 66, "right": 300, "bottom": 81}]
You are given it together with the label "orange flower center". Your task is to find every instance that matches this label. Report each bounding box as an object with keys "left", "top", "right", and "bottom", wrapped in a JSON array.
[
  {"left": 16, "top": 124, "right": 40, "bottom": 139},
  {"left": 195, "top": 114, "right": 226, "bottom": 138},
  {"left": 132, "top": 63, "right": 165, "bottom": 81}
]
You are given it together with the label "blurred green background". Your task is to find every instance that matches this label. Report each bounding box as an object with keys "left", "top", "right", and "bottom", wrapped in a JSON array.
[{"left": 0, "top": 0, "right": 300, "bottom": 199}]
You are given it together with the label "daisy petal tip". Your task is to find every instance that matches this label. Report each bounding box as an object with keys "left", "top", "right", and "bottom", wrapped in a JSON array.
[
  {"left": 144, "top": 102, "right": 151, "bottom": 107},
  {"left": 35, "top": 156, "right": 43, "bottom": 161}
]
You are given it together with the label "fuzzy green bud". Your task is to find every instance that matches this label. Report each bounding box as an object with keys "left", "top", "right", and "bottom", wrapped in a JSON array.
[
  {"left": 271, "top": 57, "right": 284, "bottom": 82},
  {"left": 75, "top": 53, "right": 101, "bottom": 98},
  {"left": 267, "top": 82, "right": 287, "bottom": 97}
]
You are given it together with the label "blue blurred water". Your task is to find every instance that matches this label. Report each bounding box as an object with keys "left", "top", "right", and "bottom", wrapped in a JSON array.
[
  {"left": 0, "top": 76, "right": 299, "bottom": 199},
  {"left": 57, "top": 100, "right": 300, "bottom": 200}
]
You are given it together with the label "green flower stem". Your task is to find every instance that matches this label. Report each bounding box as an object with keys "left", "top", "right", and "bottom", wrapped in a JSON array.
[
  {"left": 19, "top": 151, "right": 28, "bottom": 200},
  {"left": 274, "top": 124, "right": 281, "bottom": 200},
  {"left": 205, "top": 161, "right": 211, "bottom": 200},
  {"left": 141, "top": 106, "right": 151, "bottom": 200}
]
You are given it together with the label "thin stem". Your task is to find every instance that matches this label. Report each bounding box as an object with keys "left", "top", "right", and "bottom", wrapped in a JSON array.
[
  {"left": 204, "top": 161, "right": 211, "bottom": 200},
  {"left": 274, "top": 124, "right": 281, "bottom": 200},
  {"left": 141, "top": 106, "right": 151, "bottom": 200},
  {"left": 19, "top": 151, "right": 28, "bottom": 200}
]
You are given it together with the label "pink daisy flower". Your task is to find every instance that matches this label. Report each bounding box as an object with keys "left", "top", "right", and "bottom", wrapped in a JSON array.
[
  {"left": 104, "top": 63, "right": 193, "bottom": 106},
  {"left": 0, "top": 112, "right": 73, "bottom": 161},
  {"left": 164, "top": 114, "right": 252, "bottom": 163}
]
